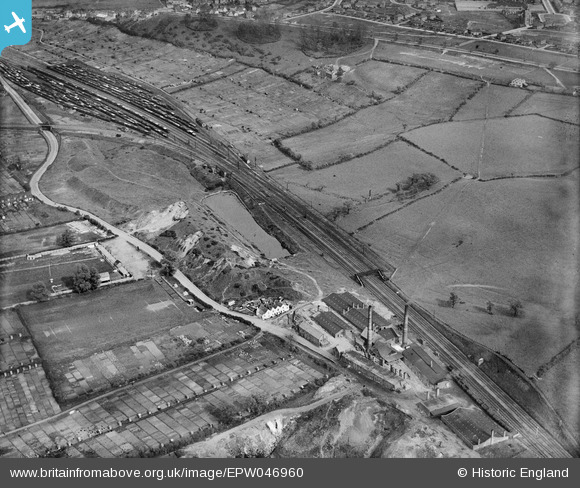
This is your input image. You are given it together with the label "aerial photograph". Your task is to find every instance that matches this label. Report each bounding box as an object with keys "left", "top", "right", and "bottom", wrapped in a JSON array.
[{"left": 0, "top": 0, "right": 578, "bottom": 461}]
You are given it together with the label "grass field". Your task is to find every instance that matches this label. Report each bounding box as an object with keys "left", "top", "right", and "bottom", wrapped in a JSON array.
[
  {"left": 0, "top": 246, "right": 115, "bottom": 307},
  {"left": 462, "top": 40, "right": 580, "bottom": 73},
  {"left": 372, "top": 42, "right": 560, "bottom": 88},
  {"left": 358, "top": 174, "right": 579, "bottom": 375},
  {"left": 0, "top": 129, "right": 48, "bottom": 175},
  {"left": 511, "top": 92, "right": 580, "bottom": 125},
  {"left": 0, "top": 93, "right": 30, "bottom": 125},
  {"left": 343, "top": 61, "right": 426, "bottom": 99},
  {"left": 40, "top": 136, "right": 205, "bottom": 225},
  {"left": 19, "top": 280, "right": 203, "bottom": 364},
  {"left": 452, "top": 84, "right": 529, "bottom": 122},
  {"left": 404, "top": 115, "right": 579, "bottom": 179},
  {"left": 538, "top": 345, "right": 580, "bottom": 440},
  {"left": 281, "top": 71, "right": 481, "bottom": 168},
  {"left": 274, "top": 140, "right": 460, "bottom": 222}
]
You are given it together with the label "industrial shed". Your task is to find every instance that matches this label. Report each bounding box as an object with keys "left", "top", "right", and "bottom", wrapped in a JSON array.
[
  {"left": 402, "top": 344, "right": 447, "bottom": 385},
  {"left": 313, "top": 312, "right": 346, "bottom": 338},
  {"left": 441, "top": 407, "right": 509, "bottom": 450}
]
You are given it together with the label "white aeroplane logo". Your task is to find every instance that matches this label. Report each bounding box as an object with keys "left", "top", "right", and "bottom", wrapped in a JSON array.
[{"left": 5, "top": 12, "right": 26, "bottom": 34}]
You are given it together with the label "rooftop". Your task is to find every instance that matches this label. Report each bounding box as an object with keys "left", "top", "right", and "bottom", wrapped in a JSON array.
[
  {"left": 441, "top": 407, "right": 507, "bottom": 447},
  {"left": 402, "top": 344, "right": 447, "bottom": 384},
  {"left": 313, "top": 312, "right": 346, "bottom": 337}
]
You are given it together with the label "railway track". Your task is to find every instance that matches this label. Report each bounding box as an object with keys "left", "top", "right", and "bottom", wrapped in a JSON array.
[{"left": 5, "top": 58, "right": 574, "bottom": 457}]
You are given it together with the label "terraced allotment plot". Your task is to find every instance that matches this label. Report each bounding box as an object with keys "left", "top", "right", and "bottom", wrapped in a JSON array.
[
  {"left": 188, "top": 67, "right": 352, "bottom": 138},
  {"left": 281, "top": 72, "right": 481, "bottom": 168},
  {"left": 359, "top": 174, "right": 579, "bottom": 375},
  {"left": 511, "top": 92, "right": 580, "bottom": 125},
  {"left": 19, "top": 280, "right": 204, "bottom": 365},
  {"left": 0, "top": 336, "right": 326, "bottom": 457},
  {"left": 404, "top": 115, "right": 579, "bottom": 179},
  {"left": 48, "top": 315, "right": 255, "bottom": 403},
  {"left": 0, "top": 311, "right": 60, "bottom": 432},
  {"left": 452, "top": 84, "right": 529, "bottom": 122}
]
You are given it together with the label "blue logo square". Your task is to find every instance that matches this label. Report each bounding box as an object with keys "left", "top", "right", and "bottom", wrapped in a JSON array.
[{"left": 1, "top": 0, "right": 32, "bottom": 54}]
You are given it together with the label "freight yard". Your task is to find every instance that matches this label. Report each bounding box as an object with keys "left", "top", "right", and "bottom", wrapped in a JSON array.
[{"left": 0, "top": 0, "right": 578, "bottom": 461}]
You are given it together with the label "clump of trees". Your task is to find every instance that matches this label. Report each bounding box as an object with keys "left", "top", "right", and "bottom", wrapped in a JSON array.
[
  {"left": 449, "top": 292, "right": 459, "bottom": 308},
  {"left": 509, "top": 299, "right": 523, "bottom": 317},
  {"left": 299, "top": 22, "right": 367, "bottom": 54},
  {"left": 160, "top": 259, "right": 176, "bottom": 277},
  {"left": 72, "top": 264, "right": 100, "bottom": 293},
  {"left": 396, "top": 173, "right": 439, "bottom": 197},
  {"left": 29, "top": 281, "right": 50, "bottom": 301},
  {"left": 56, "top": 229, "right": 76, "bottom": 247},
  {"left": 184, "top": 10, "right": 217, "bottom": 31},
  {"left": 236, "top": 21, "right": 281, "bottom": 44}
]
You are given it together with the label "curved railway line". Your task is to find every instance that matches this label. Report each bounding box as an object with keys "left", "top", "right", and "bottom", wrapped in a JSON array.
[{"left": 2, "top": 58, "right": 575, "bottom": 458}]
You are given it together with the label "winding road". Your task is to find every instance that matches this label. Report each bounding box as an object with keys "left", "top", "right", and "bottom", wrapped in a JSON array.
[{"left": 0, "top": 75, "right": 338, "bottom": 369}]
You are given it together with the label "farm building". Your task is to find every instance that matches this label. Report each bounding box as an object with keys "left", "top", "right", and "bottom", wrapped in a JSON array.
[
  {"left": 441, "top": 407, "right": 509, "bottom": 450},
  {"left": 298, "top": 322, "right": 327, "bottom": 347},
  {"left": 340, "top": 351, "right": 400, "bottom": 390},
  {"left": 402, "top": 344, "right": 447, "bottom": 385},
  {"left": 312, "top": 312, "right": 346, "bottom": 338}
]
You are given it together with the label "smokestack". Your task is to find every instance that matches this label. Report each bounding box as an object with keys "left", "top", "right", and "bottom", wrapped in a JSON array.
[
  {"left": 367, "top": 306, "right": 373, "bottom": 354},
  {"left": 402, "top": 304, "right": 409, "bottom": 346},
  {"left": 436, "top": 388, "right": 440, "bottom": 398}
]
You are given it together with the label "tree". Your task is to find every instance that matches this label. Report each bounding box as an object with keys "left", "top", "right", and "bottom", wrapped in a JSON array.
[
  {"left": 486, "top": 301, "right": 493, "bottom": 315},
  {"left": 57, "top": 229, "right": 75, "bottom": 247},
  {"left": 449, "top": 292, "right": 458, "bottom": 308},
  {"left": 160, "top": 259, "right": 176, "bottom": 277},
  {"left": 73, "top": 264, "right": 100, "bottom": 293},
  {"left": 29, "top": 281, "right": 49, "bottom": 302},
  {"left": 509, "top": 299, "right": 523, "bottom": 317}
]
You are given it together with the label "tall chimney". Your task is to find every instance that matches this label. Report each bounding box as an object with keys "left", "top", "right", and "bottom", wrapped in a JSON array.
[
  {"left": 366, "top": 306, "right": 373, "bottom": 354},
  {"left": 402, "top": 304, "right": 409, "bottom": 346}
]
